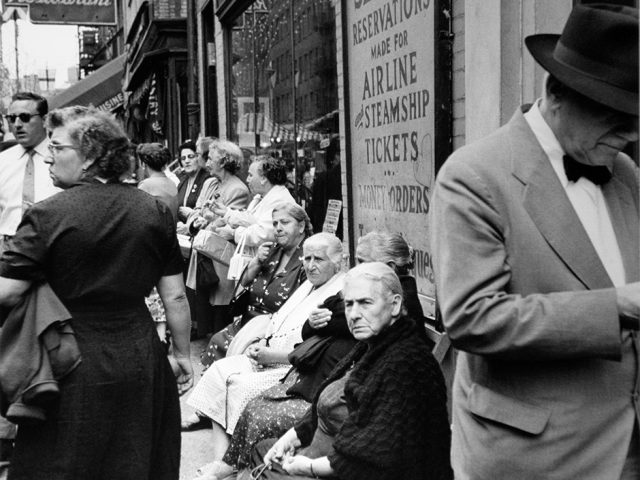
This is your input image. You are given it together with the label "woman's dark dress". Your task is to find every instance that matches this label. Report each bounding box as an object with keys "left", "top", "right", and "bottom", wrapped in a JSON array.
[{"left": 0, "top": 181, "right": 184, "bottom": 480}]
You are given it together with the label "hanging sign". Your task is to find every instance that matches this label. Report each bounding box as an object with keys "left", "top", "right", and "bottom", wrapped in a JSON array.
[
  {"left": 345, "top": 0, "right": 436, "bottom": 316},
  {"left": 2, "top": 0, "right": 116, "bottom": 25}
]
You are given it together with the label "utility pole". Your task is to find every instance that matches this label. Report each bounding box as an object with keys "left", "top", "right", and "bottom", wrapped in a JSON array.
[
  {"left": 13, "top": 10, "right": 19, "bottom": 91},
  {"left": 186, "top": 0, "right": 200, "bottom": 141}
]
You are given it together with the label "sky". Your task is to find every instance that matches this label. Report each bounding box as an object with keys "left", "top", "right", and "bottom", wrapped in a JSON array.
[{"left": 1, "top": 17, "right": 79, "bottom": 89}]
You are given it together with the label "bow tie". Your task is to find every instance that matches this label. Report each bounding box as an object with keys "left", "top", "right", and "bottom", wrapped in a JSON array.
[{"left": 563, "top": 155, "right": 612, "bottom": 185}]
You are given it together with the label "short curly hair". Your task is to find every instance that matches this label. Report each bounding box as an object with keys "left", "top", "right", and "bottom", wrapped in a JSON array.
[
  {"left": 136, "top": 142, "right": 172, "bottom": 172},
  {"left": 253, "top": 155, "right": 287, "bottom": 185},
  {"left": 178, "top": 139, "right": 197, "bottom": 153},
  {"left": 46, "top": 106, "right": 132, "bottom": 181}
]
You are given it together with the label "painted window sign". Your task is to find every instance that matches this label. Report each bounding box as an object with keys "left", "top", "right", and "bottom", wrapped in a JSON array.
[{"left": 346, "top": 0, "right": 436, "bottom": 316}]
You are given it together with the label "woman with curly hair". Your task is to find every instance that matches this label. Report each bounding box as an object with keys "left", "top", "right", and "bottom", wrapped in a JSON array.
[
  {"left": 211, "top": 154, "right": 297, "bottom": 247},
  {"left": 0, "top": 107, "right": 193, "bottom": 480}
]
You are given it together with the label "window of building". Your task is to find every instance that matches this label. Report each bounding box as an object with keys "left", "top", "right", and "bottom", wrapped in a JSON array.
[{"left": 226, "top": 0, "right": 341, "bottom": 235}]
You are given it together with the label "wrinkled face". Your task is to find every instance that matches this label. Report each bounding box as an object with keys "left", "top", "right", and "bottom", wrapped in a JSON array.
[
  {"left": 247, "top": 161, "right": 266, "bottom": 195},
  {"left": 344, "top": 277, "right": 401, "bottom": 341},
  {"left": 8, "top": 100, "right": 46, "bottom": 148},
  {"left": 180, "top": 148, "right": 198, "bottom": 174},
  {"left": 206, "top": 148, "right": 225, "bottom": 176},
  {"left": 45, "top": 126, "right": 90, "bottom": 189},
  {"left": 555, "top": 94, "right": 638, "bottom": 167},
  {"left": 272, "top": 210, "right": 305, "bottom": 249},
  {"left": 302, "top": 242, "right": 337, "bottom": 287}
]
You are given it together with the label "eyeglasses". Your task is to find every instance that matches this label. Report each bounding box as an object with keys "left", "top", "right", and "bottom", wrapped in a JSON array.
[
  {"left": 47, "top": 143, "right": 79, "bottom": 155},
  {"left": 5, "top": 113, "right": 41, "bottom": 124},
  {"left": 180, "top": 153, "right": 197, "bottom": 160}
]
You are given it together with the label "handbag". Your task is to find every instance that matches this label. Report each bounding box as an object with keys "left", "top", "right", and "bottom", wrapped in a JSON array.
[
  {"left": 192, "top": 229, "right": 234, "bottom": 266},
  {"left": 227, "top": 233, "right": 252, "bottom": 281},
  {"left": 226, "top": 314, "right": 272, "bottom": 356},
  {"left": 287, "top": 335, "right": 333, "bottom": 373}
]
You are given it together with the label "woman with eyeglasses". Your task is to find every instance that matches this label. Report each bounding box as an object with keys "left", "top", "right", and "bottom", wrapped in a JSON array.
[
  {"left": 0, "top": 106, "right": 193, "bottom": 480},
  {"left": 176, "top": 139, "right": 209, "bottom": 227}
]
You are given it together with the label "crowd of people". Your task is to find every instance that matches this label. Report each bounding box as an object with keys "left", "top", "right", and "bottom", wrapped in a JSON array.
[{"left": 0, "top": 4, "right": 638, "bottom": 480}]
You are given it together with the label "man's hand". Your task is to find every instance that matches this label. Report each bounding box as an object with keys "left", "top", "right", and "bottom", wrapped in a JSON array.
[{"left": 617, "top": 282, "right": 640, "bottom": 323}]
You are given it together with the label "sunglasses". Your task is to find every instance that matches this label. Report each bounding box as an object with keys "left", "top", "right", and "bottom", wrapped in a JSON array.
[
  {"left": 181, "top": 153, "right": 197, "bottom": 160},
  {"left": 5, "top": 113, "right": 41, "bottom": 124}
]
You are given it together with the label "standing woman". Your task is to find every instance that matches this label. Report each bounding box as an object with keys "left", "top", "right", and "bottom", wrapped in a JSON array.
[
  {"left": 176, "top": 139, "right": 209, "bottom": 227},
  {"left": 0, "top": 107, "right": 193, "bottom": 480},
  {"left": 185, "top": 139, "right": 250, "bottom": 337}
]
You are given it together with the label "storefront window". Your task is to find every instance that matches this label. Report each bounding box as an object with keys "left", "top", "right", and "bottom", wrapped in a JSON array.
[{"left": 227, "top": 0, "right": 341, "bottom": 236}]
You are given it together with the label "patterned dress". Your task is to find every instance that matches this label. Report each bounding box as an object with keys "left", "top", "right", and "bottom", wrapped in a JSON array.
[
  {"left": 187, "top": 274, "right": 345, "bottom": 434},
  {"left": 200, "top": 242, "right": 306, "bottom": 367}
]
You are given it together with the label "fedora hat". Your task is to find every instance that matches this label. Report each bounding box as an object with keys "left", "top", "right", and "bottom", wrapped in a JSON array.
[{"left": 525, "top": 3, "right": 638, "bottom": 115}]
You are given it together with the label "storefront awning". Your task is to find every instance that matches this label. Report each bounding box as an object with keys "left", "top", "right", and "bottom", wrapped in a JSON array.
[{"left": 48, "top": 54, "right": 126, "bottom": 111}]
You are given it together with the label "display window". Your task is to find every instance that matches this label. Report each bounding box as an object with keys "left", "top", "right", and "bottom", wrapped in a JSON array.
[{"left": 226, "top": 0, "right": 342, "bottom": 236}]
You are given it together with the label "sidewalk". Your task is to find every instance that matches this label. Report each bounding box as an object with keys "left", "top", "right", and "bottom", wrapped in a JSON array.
[{"left": 179, "top": 336, "right": 215, "bottom": 480}]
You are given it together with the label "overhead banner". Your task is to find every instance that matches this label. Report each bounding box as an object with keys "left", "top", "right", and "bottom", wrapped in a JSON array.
[
  {"left": 345, "top": 0, "right": 436, "bottom": 316},
  {"left": 2, "top": 0, "right": 116, "bottom": 25}
]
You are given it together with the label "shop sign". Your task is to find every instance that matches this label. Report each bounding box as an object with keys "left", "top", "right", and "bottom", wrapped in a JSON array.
[
  {"left": 345, "top": 0, "right": 436, "bottom": 315},
  {"left": 2, "top": 0, "right": 116, "bottom": 25}
]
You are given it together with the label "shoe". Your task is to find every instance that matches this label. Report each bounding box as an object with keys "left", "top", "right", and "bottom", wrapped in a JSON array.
[
  {"left": 181, "top": 413, "right": 212, "bottom": 431},
  {"left": 195, "top": 461, "right": 235, "bottom": 479}
]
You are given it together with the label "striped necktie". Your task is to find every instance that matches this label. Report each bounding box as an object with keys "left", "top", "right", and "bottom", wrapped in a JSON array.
[{"left": 22, "top": 149, "right": 35, "bottom": 213}]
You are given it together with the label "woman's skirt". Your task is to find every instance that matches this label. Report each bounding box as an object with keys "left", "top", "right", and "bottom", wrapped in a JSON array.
[
  {"left": 186, "top": 354, "right": 289, "bottom": 434},
  {"left": 9, "top": 307, "right": 181, "bottom": 480},
  {"left": 223, "top": 375, "right": 310, "bottom": 470}
]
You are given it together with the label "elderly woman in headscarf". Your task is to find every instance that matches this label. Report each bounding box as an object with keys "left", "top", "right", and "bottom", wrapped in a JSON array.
[
  {"left": 249, "top": 262, "right": 452, "bottom": 480},
  {"left": 0, "top": 106, "right": 193, "bottom": 480},
  {"left": 187, "top": 233, "right": 345, "bottom": 480}
]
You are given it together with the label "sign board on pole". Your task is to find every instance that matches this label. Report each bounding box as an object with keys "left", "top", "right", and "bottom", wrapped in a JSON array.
[
  {"left": 322, "top": 199, "right": 342, "bottom": 235},
  {"left": 345, "top": 0, "right": 436, "bottom": 317},
  {"left": 2, "top": 0, "right": 116, "bottom": 25}
]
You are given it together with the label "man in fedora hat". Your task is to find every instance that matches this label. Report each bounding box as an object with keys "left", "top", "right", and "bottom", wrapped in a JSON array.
[{"left": 430, "top": 4, "right": 639, "bottom": 479}]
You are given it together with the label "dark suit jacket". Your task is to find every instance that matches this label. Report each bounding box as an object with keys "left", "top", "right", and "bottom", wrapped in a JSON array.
[
  {"left": 176, "top": 169, "right": 209, "bottom": 222},
  {"left": 431, "top": 106, "right": 639, "bottom": 480}
]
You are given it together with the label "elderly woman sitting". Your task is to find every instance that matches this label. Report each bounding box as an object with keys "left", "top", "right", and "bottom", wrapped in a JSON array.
[
  {"left": 187, "top": 233, "right": 345, "bottom": 478},
  {"left": 199, "top": 231, "right": 426, "bottom": 478},
  {"left": 248, "top": 263, "right": 452, "bottom": 480}
]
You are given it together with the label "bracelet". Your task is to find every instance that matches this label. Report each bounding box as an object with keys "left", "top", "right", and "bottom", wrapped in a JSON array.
[{"left": 309, "top": 460, "right": 319, "bottom": 478}]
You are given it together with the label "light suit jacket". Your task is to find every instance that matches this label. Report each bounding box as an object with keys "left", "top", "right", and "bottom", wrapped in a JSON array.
[{"left": 430, "top": 106, "right": 640, "bottom": 480}]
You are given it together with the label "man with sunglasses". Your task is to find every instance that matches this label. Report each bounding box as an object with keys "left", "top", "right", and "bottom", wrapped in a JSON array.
[
  {"left": 0, "top": 92, "right": 59, "bottom": 255},
  {"left": 0, "top": 92, "right": 60, "bottom": 471}
]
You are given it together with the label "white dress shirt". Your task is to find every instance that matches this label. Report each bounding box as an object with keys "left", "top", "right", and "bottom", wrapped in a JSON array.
[
  {"left": 524, "top": 101, "right": 626, "bottom": 286},
  {"left": 0, "top": 138, "right": 61, "bottom": 236}
]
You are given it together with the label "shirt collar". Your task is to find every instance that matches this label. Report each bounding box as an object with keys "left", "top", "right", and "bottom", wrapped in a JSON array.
[
  {"left": 22, "top": 137, "right": 49, "bottom": 160},
  {"left": 523, "top": 100, "right": 569, "bottom": 187}
]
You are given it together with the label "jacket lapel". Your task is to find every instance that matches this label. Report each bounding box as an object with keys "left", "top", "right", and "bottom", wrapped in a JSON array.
[{"left": 509, "top": 109, "right": 613, "bottom": 290}]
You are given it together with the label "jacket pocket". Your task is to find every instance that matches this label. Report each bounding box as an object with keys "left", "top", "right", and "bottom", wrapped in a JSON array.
[{"left": 467, "top": 383, "right": 550, "bottom": 435}]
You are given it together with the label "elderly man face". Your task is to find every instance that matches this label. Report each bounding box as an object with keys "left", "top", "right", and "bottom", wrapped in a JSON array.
[{"left": 551, "top": 88, "right": 638, "bottom": 168}]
